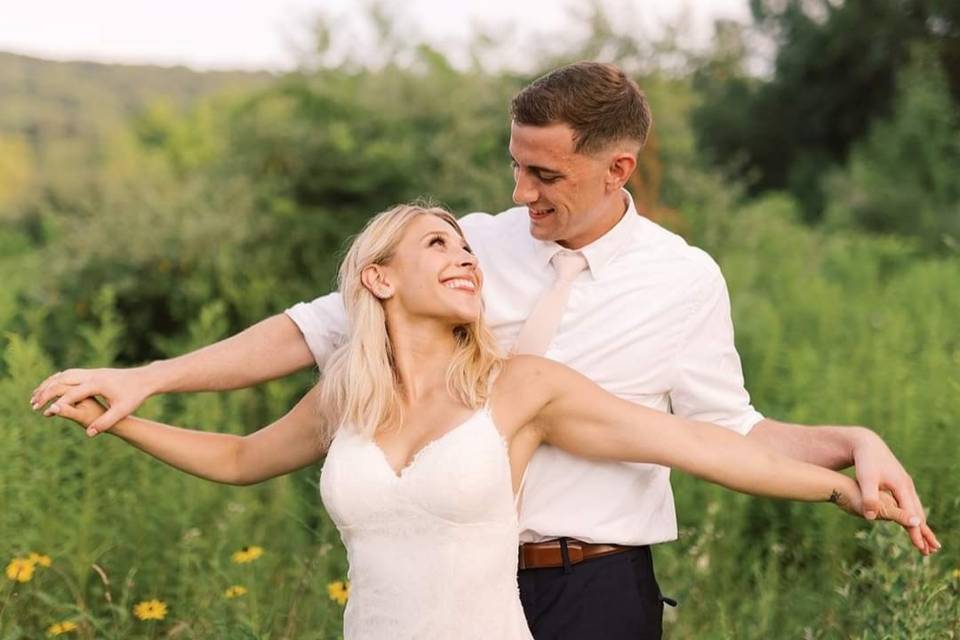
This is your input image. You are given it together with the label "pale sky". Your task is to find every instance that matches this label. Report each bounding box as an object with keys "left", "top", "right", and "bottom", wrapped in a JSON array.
[{"left": 0, "top": 0, "right": 751, "bottom": 71}]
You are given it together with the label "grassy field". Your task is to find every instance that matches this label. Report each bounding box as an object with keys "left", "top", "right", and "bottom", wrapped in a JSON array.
[{"left": 1, "top": 203, "right": 957, "bottom": 639}]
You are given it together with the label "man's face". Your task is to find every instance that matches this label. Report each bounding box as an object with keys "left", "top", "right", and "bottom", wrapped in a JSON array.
[{"left": 509, "top": 121, "right": 613, "bottom": 249}]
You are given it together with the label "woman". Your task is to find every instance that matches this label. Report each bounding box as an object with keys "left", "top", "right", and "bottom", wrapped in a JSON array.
[{"left": 44, "top": 203, "right": 935, "bottom": 639}]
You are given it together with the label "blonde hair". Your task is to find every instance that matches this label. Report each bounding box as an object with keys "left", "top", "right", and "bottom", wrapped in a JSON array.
[{"left": 317, "top": 203, "right": 503, "bottom": 445}]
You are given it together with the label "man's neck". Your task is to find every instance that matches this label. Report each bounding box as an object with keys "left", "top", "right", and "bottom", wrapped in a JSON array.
[{"left": 559, "top": 191, "right": 629, "bottom": 250}]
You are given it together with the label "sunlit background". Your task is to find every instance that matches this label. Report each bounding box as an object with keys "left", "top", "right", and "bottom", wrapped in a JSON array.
[{"left": 1, "top": 1, "right": 958, "bottom": 638}]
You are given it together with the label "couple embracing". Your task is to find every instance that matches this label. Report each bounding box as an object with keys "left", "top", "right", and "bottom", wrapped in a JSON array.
[{"left": 33, "top": 62, "right": 938, "bottom": 639}]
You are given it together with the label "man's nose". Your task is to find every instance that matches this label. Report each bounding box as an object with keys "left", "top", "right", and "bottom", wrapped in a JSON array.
[{"left": 512, "top": 172, "right": 538, "bottom": 206}]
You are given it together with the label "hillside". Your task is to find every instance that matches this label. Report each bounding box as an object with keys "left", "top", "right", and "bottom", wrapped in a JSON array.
[{"left": 0, "top": 51, "right": 274, "bottom": 159}]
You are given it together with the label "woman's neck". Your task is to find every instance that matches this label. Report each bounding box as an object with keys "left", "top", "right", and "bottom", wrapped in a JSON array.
[{"left": 387, "top": 316, "right": 459, "bottom": 403}]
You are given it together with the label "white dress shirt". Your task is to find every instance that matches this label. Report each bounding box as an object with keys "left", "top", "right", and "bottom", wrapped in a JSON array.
[{"left": 286, "top": 191, "right": 763, "bottom": 546}]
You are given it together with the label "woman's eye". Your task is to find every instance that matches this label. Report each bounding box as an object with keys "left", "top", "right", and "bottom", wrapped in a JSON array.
[{"left": 430, "top": 236, "right": 445, "bottom": 247}]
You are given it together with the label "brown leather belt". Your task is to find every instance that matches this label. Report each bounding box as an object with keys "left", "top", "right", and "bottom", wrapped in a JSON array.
[{"left": 518, "top": 538, "right": 634, "bottom": 570}]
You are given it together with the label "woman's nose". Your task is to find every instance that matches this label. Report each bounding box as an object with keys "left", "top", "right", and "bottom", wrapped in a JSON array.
[{"left": 457, "top": 247, "right": 478, "bottom": 268}]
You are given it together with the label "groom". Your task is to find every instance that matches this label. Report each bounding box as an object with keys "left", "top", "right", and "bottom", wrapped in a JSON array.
[{"left": 31, "top": 62, "right": 932, "bottom": 638}]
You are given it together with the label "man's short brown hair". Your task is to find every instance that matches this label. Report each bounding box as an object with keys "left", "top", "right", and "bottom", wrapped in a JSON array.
[{"left": 510, "top": 62, "right": 652, "bottom": 155}]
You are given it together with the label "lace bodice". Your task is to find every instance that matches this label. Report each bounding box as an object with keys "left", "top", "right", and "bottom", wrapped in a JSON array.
[{"left": 319, "top": 406, "right": 533, "bottom": 639}]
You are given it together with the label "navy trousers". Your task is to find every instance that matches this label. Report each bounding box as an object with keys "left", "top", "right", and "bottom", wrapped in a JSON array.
[{"left": 518, "top": 542, "right": 668, "bottom": 639}]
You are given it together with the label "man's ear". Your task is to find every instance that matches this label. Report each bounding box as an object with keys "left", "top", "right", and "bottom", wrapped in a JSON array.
[
  {"left": 605, "top": 150, "right": 638, "bottom": 192},
  {"left": 361, "top": 265, "right": 394, "bottom": 300}
]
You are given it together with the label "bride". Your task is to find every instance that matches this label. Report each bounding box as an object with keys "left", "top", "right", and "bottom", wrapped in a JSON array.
[{"left": 43, "top": 203, "right": 932, "bottom": 639}]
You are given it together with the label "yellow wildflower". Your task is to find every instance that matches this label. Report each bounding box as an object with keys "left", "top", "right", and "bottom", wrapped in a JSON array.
[
  {"left": 47, "top": 621, "right": 78, "bottom": 636},
  {"left": 231, "top": 546, "right": 264, "bottom": 564},
  {"left": 224, "top": 585, "right": 248, "bottom": 599},
  {"left": 133, "top": 599, "right": 168, "bottom": 621},
  {"left": 327, "top": 580, "right": 350, "bottom": 606},
  {"left": 28, "top": 552, "right": 53, "bottom": 567},
  {"left": 952, "top": 568, "right": 960, "bottom": 579},
  {"left": 5, "top": 558, "right": 34, "bottom": 583}
]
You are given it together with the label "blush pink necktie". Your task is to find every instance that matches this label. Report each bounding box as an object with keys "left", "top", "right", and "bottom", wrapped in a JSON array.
[{"left": 512, "top": 251, "right": 588, "bottom": 356}]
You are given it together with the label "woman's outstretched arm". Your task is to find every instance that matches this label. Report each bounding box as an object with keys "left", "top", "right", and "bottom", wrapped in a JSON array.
[
  {"left": 505, "top": 356, "right": 939, "bottom": 553},
  {"left": 44, "top": 384, "right": 326, "bottom": 486}
]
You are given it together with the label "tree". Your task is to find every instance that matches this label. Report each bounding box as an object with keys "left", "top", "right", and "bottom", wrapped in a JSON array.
[
  {"left": 693, "top": 0, "right": 960, "bottom": 220},
  {"left": 824, "top": 45, "right": 960, "bottom": 251}
]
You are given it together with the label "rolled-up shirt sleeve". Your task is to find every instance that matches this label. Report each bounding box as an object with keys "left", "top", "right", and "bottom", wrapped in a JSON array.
[
  {"left": 669, "top": 264, "right": 764, "bottom": 435},
  {"left": 284, "top": 292, "right": 349, "bottom": 369}
]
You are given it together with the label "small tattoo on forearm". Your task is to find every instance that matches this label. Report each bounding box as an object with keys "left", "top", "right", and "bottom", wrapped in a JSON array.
[{"left": 829, "top": 489, "right": 842, "bottom": 504}]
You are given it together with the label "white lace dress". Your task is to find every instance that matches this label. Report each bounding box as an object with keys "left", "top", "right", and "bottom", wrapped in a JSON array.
[{"left": 319, "top": 406, "right": 533, "bottom": 639}]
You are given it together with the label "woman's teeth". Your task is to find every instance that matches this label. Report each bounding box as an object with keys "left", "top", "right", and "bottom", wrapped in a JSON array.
[{"left": 443, "top": 279, "right": 476, "bottom": 291}]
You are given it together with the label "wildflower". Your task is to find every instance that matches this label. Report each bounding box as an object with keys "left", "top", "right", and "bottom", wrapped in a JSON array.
[
  {"left": 47, "top": 621, "right": 78, "bottom": 636},
  {"left": 5, "top": 558, "right": 35, "bottom": 583},
  {"left": 327, "top": 580, "right": 350, "bottom": 606},
  {"left": 952, "top": 568, "right": 960, "bottom": 580},
  {"left": 231, "top": 546, "right": 264, "bottom": 564},
  {"left": 28, "top": 552, "right": 53, "bottom": 567},
  {"left": 133, "top": 599, "right": 168, "bottom": 621},
  {"left": 224, "top": 585, "right": 248, "bottom": 599}
]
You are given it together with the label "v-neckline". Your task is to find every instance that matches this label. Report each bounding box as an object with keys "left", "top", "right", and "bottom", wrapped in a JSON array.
[{"left": 370, "top": 407, "right": 487, "bottom": 480}]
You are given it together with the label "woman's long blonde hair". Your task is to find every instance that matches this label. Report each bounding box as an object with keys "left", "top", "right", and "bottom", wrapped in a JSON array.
[{"left": 317, "top": 203, "right": 503, "bottom": 445}]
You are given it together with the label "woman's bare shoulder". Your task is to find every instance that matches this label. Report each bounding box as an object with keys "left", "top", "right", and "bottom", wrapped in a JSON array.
[
  {"left": 493, "top": 355, "right": 569, "bottom": 407},
  {"left": 498, "top": 354, "right": 564, "bottom": 378}
]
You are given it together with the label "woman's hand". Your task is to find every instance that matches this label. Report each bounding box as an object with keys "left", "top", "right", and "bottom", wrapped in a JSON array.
[
  {"left": 831, "top": 486, "right": 940, "bottom": 555},
  {"left": 32, "top": 367, "right": 156, "bottom": 437},
  {"left": 49, "top": 396, "right": 108, "bottom": 431}
]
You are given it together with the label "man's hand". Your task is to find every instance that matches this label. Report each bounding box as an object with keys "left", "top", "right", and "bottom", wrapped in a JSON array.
[
  {"left": 31, "top": 367, "right": 157, "bottom": 437},
  {"left": 748, "top": 418, "right": 941, "bottom": 554},
  {"left": 851, "top": 428, "right": 940, "bottom": 554}
]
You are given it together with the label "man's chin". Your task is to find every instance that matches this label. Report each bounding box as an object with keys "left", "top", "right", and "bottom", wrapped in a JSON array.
[{"left": 529, "top": 221, "right": 560, "bottom": 243}]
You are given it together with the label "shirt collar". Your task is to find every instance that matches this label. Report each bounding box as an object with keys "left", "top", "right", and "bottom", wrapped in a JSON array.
[{"left": 530, "top": 189, "right": 641, "bottom": 279}]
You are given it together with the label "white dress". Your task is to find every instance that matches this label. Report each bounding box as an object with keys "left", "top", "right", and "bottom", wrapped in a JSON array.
[{"left": 319, "top": 406, "right": 533, "bottom": 640}]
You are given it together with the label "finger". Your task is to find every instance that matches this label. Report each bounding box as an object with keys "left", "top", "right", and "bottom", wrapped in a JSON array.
[
  {"left": 878, "top": 499, "right": 913, "bottom": 530},
  {"left": 34, "top": 379, "right": 82, "bottom": 412},
  {"left": 921, "top": 523, "right": 941, "bottom": 552},
  {"left": 87, "top": 405, "right": 127, "bottom": 437},
  {"left": 31, "top": 372, "right": 64, "bottom": 408},
  {"left": 43, "top": 385, "right": 96, "bottom": 416},
  {"left": 37, "top": 382, "right": 72, "bottom": 414},
  {"left": 40, "top": 382, "right": 74, "bottom": 416},
  {"left": 31, "top": 370, "right": 85, "bottom": 408},
  {"left": 889, "top": 480, "right": 925, "bottom": 527},
  {"left": 52, "top": 401, "right": 85, "bottom": 422},
  {"left": 856, "top": 470, "right": 882, "bottom": 520},
  {"left": 907, "top": 522, "right": 927, "bottom": 554}
]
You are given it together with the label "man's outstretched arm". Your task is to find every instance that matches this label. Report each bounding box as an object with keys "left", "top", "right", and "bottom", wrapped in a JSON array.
[
  {"left": 747, "top": 417, "right": 938, "bottom": 554},
  {"left": 31, "top": 313, "right": 314, "bottom": 436},
  {"left": 672, "top": 265, "right": 937, "bottom": 553}
]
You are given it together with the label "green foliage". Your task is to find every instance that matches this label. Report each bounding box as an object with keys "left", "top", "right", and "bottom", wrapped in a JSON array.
[
  {"left": 824, "top": 45, "right": 960, "bottom": 251},
  {"left": 657, "top": 203, "right": 959, "bottom": 638},
  {"left": 840, "top": 522, "right": 960, "bottom": 639},
  {"left": 694, "top": 0, "right": 960, "bottom": 219},
  {"left": 1, "top": 18, "right": 958, "bottom": 638}
]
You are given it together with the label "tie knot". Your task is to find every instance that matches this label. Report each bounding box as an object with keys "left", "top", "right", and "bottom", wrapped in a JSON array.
[{"left": 551, "top": 251, "right": 588, "bottom": 282}]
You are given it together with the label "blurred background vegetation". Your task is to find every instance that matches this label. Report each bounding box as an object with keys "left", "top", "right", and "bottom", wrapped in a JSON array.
[{"left": 1, "top": 0, "right": 958, "bottom": 637}]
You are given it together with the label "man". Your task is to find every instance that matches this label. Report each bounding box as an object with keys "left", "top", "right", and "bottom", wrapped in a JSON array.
[{"left": 31, "top": 62, "right": 935, "bottom": 639}]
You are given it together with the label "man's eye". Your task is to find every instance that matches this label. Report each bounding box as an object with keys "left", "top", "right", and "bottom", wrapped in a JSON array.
[{"left": 540, "top": 175, "right": 561, "bottom": 184}]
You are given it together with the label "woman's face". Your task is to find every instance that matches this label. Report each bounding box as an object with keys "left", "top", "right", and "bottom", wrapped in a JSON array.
[{"left": 369, "top": 214, "right": 483, "bottom": 326}]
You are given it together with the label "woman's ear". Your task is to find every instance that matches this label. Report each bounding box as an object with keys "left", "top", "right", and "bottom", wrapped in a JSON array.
[{"left": 361, "top": 265, "right": 394, "bottom": 300}]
